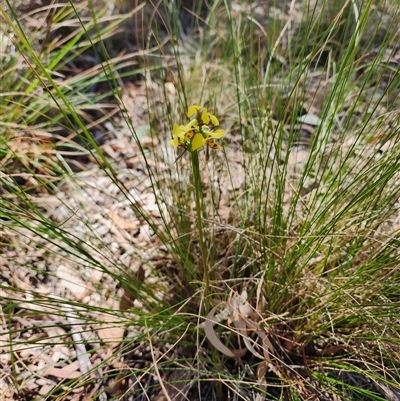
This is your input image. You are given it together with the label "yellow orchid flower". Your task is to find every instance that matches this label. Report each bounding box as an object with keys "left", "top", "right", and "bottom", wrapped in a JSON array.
[
  {"left": 205, "top": 129, "right": 225, "bottom": 139},
  {"left": 171, "top": 105, "right": 225, "bottom": 153},
  {"left": 169, "top": 123, "right": 194, "bottom": 147},
  {"left": 191, "top": 128, "right": 226, "bottom": 151},
  {"left": 169, "top": 124, "right": 184, "bottom": 147},
  {"left": 187, "top": 105, "right": 220, "bottom": 126}
]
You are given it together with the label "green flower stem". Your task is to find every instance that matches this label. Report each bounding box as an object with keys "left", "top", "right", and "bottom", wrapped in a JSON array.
[{"left": 191, "top": 150, "right": 210, "bottom": 306}]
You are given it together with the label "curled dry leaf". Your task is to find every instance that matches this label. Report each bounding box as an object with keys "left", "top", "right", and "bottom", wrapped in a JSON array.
[
  {"left": 204, "top": 291, "right": 276, "bottom": 363},
  {"left": 204, "top": 304, "right": 247, "bottom": 358},
  {"left": 242, "top": 316, "right": 275, "bottom": 364},
  {"left": 233, "top": 316, "right": 265, "bottom": 360}
]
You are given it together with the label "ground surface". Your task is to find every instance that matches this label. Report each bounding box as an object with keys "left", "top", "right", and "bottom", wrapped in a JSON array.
[{"left": 2, "top": 1, "right": 400, "bottom": 400}]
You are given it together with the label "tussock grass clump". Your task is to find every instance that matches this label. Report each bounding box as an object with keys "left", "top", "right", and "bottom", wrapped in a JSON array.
[{"left": 1, "top": 0, "right": 400, "bottom": 400}]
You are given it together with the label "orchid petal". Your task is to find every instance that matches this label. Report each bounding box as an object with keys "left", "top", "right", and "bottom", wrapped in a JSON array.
[
  {"left": 187, "top": 105, "right": 202, "bottom": 118},
  {"left": 202, "top": 110, "right": 210, "bottom": 124},
  {"left": 192, "top": 133, "right": 206, "bottom": 151},
  {"left": 184, "top": 130, "right": 194, "bottom": 140},
  {"left": 207, "top": 139, "right": 221, "bottom": 150},
  {"left": 186, "top": 119, "right": 199, "bottom": 130},
  {"left": 169, "top": 138, "right": 180, "bottom": 147},
  {"left": 209, "top": 129, "right": 225, "bottom": 139},
  {"left": 172, "top": 123, "right": 181, "bottom": 135},
  {"left": 209, "top": 114, "right": 219, "bottom": 126}
]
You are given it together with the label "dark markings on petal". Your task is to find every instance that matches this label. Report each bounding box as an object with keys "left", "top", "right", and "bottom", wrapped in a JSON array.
[
  {"left": 185, "top": 131, "right": 194, "bottom": 140},
  {"left": 207, "top": 140, "right": 220, "bottom": 149}
]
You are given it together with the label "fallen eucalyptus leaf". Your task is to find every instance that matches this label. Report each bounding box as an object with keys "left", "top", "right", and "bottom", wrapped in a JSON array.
[{"left": 204, "top": 304, "right": 246, "bottom": 358}]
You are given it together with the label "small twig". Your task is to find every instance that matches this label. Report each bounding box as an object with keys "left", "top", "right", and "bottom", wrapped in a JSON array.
[
  {"left": 63, "top": 303, "right": 109, "bottom": 401},
  {"left": 63, "top": 304, "right": 92, "bottom": 375}
]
